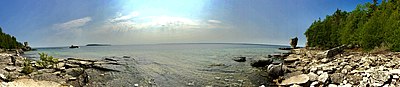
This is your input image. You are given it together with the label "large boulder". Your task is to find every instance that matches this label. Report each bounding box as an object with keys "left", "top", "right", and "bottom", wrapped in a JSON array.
[
  {"left": 321, "top": 45, "right": 346, "bottom": 58},
  {"left": 250, "top": 59, "right": 273, "bottom": 67},
  {"left": 267, "top": 64, "right": 288, "bottom": 78},
  {"left": 280, "top": 74, "right": 309, "bottom": 85}
]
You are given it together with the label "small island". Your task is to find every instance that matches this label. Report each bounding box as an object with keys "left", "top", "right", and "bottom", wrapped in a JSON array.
[{"left": 86, "top": 44, "right": 111, "bottom": 46}]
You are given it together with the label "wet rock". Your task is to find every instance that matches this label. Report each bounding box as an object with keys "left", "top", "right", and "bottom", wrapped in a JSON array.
[
  {"left": 250, "top": 59, "right": 273, "bottom": 67},
  {"left": 122, "top": 56, "right": 131, "bottom": 58},
  {"left": 267, "top": 64, "right": 287, "bottom": 78},
  {"left": 105, "top": 58, "right": 118, "bottom": 61},
  {"left": 318, "top": 72, "right": 328, "bottom": 83},
  {"left": 232, "top": 57, "right": 246, "bottom": 62},
  {"left": 330, "top": 73, "right": 345, "bottom": 84},
  {"left": 280, "top": 74, "right": 309, "bottom": 85}
]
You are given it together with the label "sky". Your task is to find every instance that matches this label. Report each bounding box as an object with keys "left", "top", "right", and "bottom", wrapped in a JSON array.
[{"left": 0, "top": 0, "right": 371, "bottom": 47}]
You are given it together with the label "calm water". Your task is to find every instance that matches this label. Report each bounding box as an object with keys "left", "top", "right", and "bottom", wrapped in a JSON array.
[{"left": 24, "top": 43, "right": 289, "bottom": 86}]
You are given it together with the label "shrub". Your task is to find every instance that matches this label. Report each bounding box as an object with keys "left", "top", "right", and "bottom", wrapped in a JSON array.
[
  {"left": 21, "top": 59, "right": 34, "bottom": 75},
  {"left": 37, "top": 53, "right": 59, "bottom": 69}
]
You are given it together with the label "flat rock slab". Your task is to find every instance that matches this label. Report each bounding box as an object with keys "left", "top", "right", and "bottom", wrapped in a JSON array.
[
  {"left": 284, "top": 58, "right": 299, "bottom": 62},
  {"left": 280, "top": 74, "right": 309, "bottom": 85}
]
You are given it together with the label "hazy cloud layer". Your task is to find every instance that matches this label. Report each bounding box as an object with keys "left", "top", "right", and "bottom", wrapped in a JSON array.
[{"left": 54, "top": 17, "right": 92, "bottom": 30}]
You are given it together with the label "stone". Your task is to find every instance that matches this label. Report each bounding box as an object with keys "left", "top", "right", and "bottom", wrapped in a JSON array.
[
  {"left": 328, "top": 84, "right": 337, "bottom": 87},
  {"left": 64, "top": 63, "right": 79, "bottom": 68},
  {"left": 267, "top": 64, "right": 287, "bottom": 78},
  {"left": 5, "top": 66, "right": 16, "bottom": 72},
  {"left": 250, "top": 59, "right": 273, "bottom": 67},
  {"left": 232, "top": 57, "right": 246, "bottom": 62},
  {"left": 390, "top": 69, "right": 400, "bottom": 74},
  {"left": 330, "top": 73, "right": 345, "bottom": 84},
  {"left": 393, "top": 75, "right": 399, "bottom": 79},
  {"left": 318, "top": 72, "right": 328, "bottom": 83},
  {"left": 321, "top": 58, "right": 329, "bottom": 63},
  {"left": 68, "top": 77, "right": 77, "bottom": 81},
  {"left": 308, "top": 72, "right": 318, "bottom": 81},
  {"left": 317, "top": 71, "right": 323, "bottom": 75},
  {"left": 284, "top": 58, "right": 299, "bottom": 63},
  {"left": 123, "top": 56, "right": 131, "bottom": 58},
  {"left": 214, "top": 77, "right": 221, "bottom": 80},
  {"left": 310, "top": 67, "right": 318, "bottom": 72},
  {"left": 310, "top": 81, "right": 319, "bottom": 87},
  {"left": 341, "top": 69, "right": 348, "bottom": 74},
  {"left": 290, "top": 84, "right": 301, "bottom": 87},
  {"left": 105, "top": 58, "right": 118, "bottom": 61},
  {"left": 187, "top": 82, "right": 194, "bottom": 86},
  {"left": 0, "top": 74, "right": 7, "bottom": 81},
  {"left": 280, "top": 74, "right": 309, "bottom": 85},
  {"left": 370, "top": 71, "right": 390, "bottom": 85}
]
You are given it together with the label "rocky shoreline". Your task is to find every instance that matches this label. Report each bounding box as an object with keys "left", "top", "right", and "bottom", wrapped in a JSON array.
[
  {"left": 0, "top": 51, "right": 148, "bottom": 87},
  {"left": 269, "top": 47, "right": 400, "bottom": 87}
]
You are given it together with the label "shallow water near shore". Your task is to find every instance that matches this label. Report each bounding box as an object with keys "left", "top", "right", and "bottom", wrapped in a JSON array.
[{"left": 24, "top": 43, "right": 289, "bottom": 86}]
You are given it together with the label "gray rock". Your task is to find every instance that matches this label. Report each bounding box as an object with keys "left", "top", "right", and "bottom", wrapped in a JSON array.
[
  {"left": 280, "top": 74, "right": 309, "bottom": 85},
  {"left": 250, "top": 59, "right": 273, "bottom": 67},
  {"left": 232, "top": 57, "right": 246, "bottom": 62}
]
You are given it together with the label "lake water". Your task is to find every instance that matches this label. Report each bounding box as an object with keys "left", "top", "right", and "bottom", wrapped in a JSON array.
[{"left": 24, "top": 43, "right": 289, "bottom": 86}]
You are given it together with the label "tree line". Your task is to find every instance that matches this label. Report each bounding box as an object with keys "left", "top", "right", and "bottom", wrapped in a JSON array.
[
  {"left": 305, "top": 0, "right": 400, "bottom": 51},
  {"left": 0, "top": 27, "right": 23, "bottom": 49}
]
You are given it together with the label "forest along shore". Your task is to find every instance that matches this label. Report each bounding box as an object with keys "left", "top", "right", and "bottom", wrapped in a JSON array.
[
  {"left": 0, "top": 50, "right": 149, "bottom": 87},
  {"left": 273, "top": 45, "right": 400, "bottom": 87}
]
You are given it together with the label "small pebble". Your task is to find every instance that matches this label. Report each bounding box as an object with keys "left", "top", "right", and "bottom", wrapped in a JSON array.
[{"left": 134, "top": 84, "right": 139, "bottom": 87}]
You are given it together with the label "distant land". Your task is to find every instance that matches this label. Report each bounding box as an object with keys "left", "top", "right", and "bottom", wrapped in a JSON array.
[{"left": 86, "top": 44, "right": 111, "bottom": 46}]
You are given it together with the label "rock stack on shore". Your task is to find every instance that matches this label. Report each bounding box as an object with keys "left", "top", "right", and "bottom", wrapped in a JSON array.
[{"left": 273, "top": 47, "right": 400, "bottom": 87}]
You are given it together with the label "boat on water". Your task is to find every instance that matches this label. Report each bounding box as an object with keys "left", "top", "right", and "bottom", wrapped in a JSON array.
[{"left": 69, "top": 45, "right": 79, "bottom": 48}]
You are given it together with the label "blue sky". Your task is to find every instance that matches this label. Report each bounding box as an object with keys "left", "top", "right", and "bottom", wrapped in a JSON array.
[{"left": 0, "top": 0, "right": 371, "bottom": 47}]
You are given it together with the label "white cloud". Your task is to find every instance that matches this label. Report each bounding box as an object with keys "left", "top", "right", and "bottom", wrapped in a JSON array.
[
  {"left": 207, "top": 20, "right": 222, "bottom": 24},
  {"left": 110, "top": 12, "right": 140, "bottom": 22},
  {"left": 54, "top": 17, "right": 92, "bottom": 30}
]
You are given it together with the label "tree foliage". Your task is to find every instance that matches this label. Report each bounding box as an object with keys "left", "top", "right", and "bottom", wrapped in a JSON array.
[
  {"left": 305, "top": 0, "right": 400, "bottom": 51},
  {"left": 0, "top": 27, "right": 23, "bottom": 49}
]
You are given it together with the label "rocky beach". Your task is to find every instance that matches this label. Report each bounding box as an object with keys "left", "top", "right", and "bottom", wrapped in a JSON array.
[{"left": 268, "top": 46, "right": 400, "bottom": 87}]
